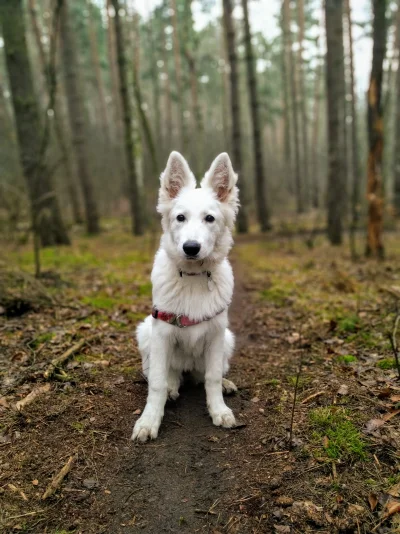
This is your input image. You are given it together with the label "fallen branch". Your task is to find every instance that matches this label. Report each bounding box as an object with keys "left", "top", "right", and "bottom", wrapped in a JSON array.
[
  {"left": 15, "top": 383, "right": 51, "bottom": 411},
  {"left": 301, "top": 390, "right": 325, "bottom": 404},
  {"left": 42, "top": 454, "right": 76, "bottom": 500},
  {"left": 388, "top": 313, "right": 400, "bottom": 380},
  {"left": 43, "top": 335, "right": 98, "bottom": 379}
]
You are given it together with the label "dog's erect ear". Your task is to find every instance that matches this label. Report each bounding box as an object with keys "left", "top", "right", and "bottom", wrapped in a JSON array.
[
  {"left": 201, "top": 153, "right": 239, "bottom": 209},
  {"left": 159, "top": 151, "right": 196, "bottom": 203}
]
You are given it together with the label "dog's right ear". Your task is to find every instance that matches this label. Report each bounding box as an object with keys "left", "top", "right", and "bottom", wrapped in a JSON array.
[{"left": 158, "top": 152, "right": 196, "bottom": 208}]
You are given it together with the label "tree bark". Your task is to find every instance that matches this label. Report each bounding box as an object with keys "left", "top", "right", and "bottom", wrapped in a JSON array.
[
  {"left": 366, "top": 0, "right": 387, "bottom": 257},
  {"left": 344, "top": 0, "right": 362, "bottom": 255},
  {"left": 222, "top": 0, "right": 248, "bottom": 233},
  {"left": 170, "top": 0, "right": 187, "bottom": 154},
  {"left": 393, "top": 0, "right": 400, "bottom": 217},
  {"left": 280, "top": 4, "right": 294, "bottom": 196},
  {"left": 283, "top": 0, "right": 303, "bottom": 214},
  {"left": 87, "top": 0, "right": 111, "bottom": 143},
  {"left": 28, "top": 0, "right": 83, "bottom": 225},
  {"left": 241, "top": 0, "right": 271, "bottom": 231},
  {"left": 60, "top": 0, "right": 100, "bottom": 234},
  {"left": 296, "top": 0, "right": 309, "bottom": 208},
  {"left": 325, "top": 0, "right": 347, "bottom": 245},
  {"left": 311, "top": 57, "right": 323, "bottom": 209},
  {"left": 0, "top": 0, "right": 70, "bottom": 247},
  {"left": 111, "top": 0, "right": 144, "bottom": 235}
]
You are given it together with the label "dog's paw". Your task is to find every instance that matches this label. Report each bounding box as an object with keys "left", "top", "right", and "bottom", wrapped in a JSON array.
[
  {"left": 222, "top": 378, "right": 237, "bottom": 395},
  {"left": 211, "top": 407, "right": 236, "bottom": 428},
  {"left": 131, "top": 414, "right": 161, "bottom": 443},
  {"left": 168, "top": 389, "right": 180, "bottom": 401}
]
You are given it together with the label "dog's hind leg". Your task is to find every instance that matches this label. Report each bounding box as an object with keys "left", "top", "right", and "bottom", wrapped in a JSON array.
[
  {"left": 167, "top": 368, "right": 181, "bottom": 400},
  {"left": 222, "top": 329, "right": 237, "bottom": 394},
  {"left": 136, "top": 316, "right": 152, "bottom": 378}
]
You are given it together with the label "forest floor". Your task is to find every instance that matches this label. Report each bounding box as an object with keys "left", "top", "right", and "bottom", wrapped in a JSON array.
[{"left": 1, "top": 228, "right": 400, "bottom": 534}]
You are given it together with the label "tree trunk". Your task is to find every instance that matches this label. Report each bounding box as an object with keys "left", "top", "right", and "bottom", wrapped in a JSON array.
[
  {"left": 160, "top": 17, "right": 173, "bottom": 157},
  {"left": 280, "top": 4, "right": 293, "bottom": 196},
  {"left": 283, "top": 0, "right": 303, "bottom": 214},
  {"left": 241, "top": 0, "right": 271, "bottom": 231},
  {"left": 0, "top": 0, "right": 70, "bottom": 247},
  {"left": 28, "top": 0, "right": 83, "bottom": 225},
  {"left": 222, "top": 0, "right": 248, "bottom": 233},
  {"left": 147, "top": 17, "right": 162, "bottom": 164},
  {"left": 325, "top": 0, "right": 346, "bottom": 245},
  {"left": 183, "top": 0, "right": 204, "bottom": 176},
  {"left": 344, "top": 0, "right": 362, "bottom": 255},
  {"left": 296, "top": 0, "right": 309, "bottom": 208},
  {"left": 111, "top": 0, "right": 144, "bottom": 235},
  {"left": 87, "top": 0, "right": 111, "bottom": 143},
  {"left": 366, "top": 0, "right": 387, "bottom": 257},
  {"left": 60, "top": 0, "right": 100, "bottom": 234},
  {"left": 170, "top": 0, "right": 187, "bottom": 154},
  {"left": 393, "top": 0, "right": 400, "bottom": 217},
  {"left": 311, "top": 57, "right": 323, "bottom": 209}
]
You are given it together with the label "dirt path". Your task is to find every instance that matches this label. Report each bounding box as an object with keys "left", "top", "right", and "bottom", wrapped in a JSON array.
[{"left": 96, "top": 262, "right": 255, "bottom": 533}]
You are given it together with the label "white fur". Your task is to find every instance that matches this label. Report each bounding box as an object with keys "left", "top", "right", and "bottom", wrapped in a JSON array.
[{"left": 132, "top": 152, "right": 239, "bottom": 442}]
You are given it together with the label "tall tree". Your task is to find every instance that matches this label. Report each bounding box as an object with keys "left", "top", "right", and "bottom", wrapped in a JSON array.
[
  {"left": 325, "top": 0, "right": 346, "bottom": 245},
  {"left": 0, "top": 0, "right": 70, "bottom": 247},
  {"left": 28, "top": 0, "right": 83, "bottom": 225},
  {"left": 170, "top": 0, "right": 187, "bottom": 153},
  {"left": 111, "top": 0, "right": 144, "bottom": 235},
  {"left": 366, "top": 0, "right": 387, "bottom": 257},
  {"left": 296, "top": 0, "right": 310, "bottom": 208},
  {"left": 222, "top": 0, "right": 248, "bottom": 232},
  {"left": 283, "top": 0, "right": 303, "bottom": 214},
  {"left": 241, "top": 0, "right": 271, "bottom": 231},
  {"left": 393, "top": 0, "right": 400, "bottom": 217},
  {"left": 344, "top": 0, "right": 362, "bottom": 256},
  {"left": 60, "top": 0, "right": 100, "bottom": 234}
]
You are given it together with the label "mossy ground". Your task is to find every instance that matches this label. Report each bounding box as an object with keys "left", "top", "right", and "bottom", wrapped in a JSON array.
[{"left": 1, "top": 228, "right": 400, "bottom": 533}]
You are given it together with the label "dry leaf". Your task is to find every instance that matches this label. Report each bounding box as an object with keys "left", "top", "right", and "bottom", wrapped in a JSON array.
[
  {"left": 287, "top": 332, "right": 300, "bottom": 344},
  {"left": 365, "top": 418, "right": 385, "bottom": 433},
  {"left": 368, "top": 493, "right": 378, "bottom": 512},
  {"left": 387, "top": 483, "right": 400, "bottom": 498},
  {"left": 384, "top": 498, "right": 400, "bottom": 518},
  {"left": 322, "top": 436, "right": 329, "bottom": 449},
  {"left": 390, "top": 395, "right": 400, "bottom": 402},
  {"left": 382, "top": 409, "right": 400, "bottom": 422},
  {"left": 337, "top": 384, "right": 349, "bottom": 396}
]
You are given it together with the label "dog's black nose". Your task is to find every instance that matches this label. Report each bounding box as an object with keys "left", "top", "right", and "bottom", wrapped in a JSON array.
[{"left": 183, "top": 241, "right": 201, "bottom": 257}]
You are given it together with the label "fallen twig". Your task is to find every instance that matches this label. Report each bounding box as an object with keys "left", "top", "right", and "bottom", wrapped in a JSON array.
[
  {"left": 41, "top": 454, "right": 76, "bottom": 500},
  {"left": 15, "top": 383, "right": 51, "bottom": 411},
  {"left": 288, "top": 326, "right": 304, "bottom": 447},
  {"left": 388, "top": 313, "right": 400, "bottom": 380},
  {"left": 43, "top": 335, "right": 98, "bottom": 379},
  {"left": 301, "top": 390, "right": 325, "bottom": 404},
  {"left": 6, "top": 510, "right": 44, "bottom": 521}
]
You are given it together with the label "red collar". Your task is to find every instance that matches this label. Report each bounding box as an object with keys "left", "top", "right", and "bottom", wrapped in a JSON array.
[{"left": 152, "top": 306, "right": 225, "bottom": 328}]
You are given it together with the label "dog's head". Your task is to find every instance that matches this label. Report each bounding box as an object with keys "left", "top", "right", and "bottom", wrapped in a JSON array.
[{"left": 157, "top": 151, "right": 239, "bottom": 266}]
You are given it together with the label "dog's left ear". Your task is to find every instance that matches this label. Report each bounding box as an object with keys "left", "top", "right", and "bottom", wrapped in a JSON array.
[
  {"left": 159, "top": 151, "right": 196, "bottom": 203},
  {"left": 201, "top": 153, "right": 239, "bottom": 211}
]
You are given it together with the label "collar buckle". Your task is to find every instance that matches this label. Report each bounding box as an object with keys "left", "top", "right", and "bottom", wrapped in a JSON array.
[{"left": 169, "top": 313, "right": 186, "bottom": 328}]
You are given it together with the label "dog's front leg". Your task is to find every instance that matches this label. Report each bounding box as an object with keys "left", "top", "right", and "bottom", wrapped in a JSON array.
[
  {"left": 131, "top": 329, "right": 170, "bottom": 442},
  {"left": 205, "top": 331, "right": 236, "bottom": 428}
]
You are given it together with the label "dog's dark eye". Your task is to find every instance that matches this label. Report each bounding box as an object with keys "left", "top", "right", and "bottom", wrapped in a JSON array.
[
  {"left": 177, "top": 214, "right": 185, "bottom": 222},
  {"left": 205, "top": 215, "right": 215, "bottom": 223}
]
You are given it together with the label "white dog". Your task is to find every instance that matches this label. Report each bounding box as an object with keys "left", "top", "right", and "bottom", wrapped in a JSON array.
[{"left": 132, "top": 151, "right": 239, "bottom": 442}]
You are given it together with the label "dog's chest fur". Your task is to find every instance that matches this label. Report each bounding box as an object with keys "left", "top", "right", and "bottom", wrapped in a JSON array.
[{"left": 152, "top": 248, "right": 233, "bottom": 322}]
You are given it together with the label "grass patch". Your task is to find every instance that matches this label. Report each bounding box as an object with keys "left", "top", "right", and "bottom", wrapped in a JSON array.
[
  {"left": 137, "top": 282, "right": 152, "bottom": 296},
  {"left": 287, "top": 375, "right": 310, "bottom": 389},
  {"left": 376, "top": 358, "right": 397, "bottom": 370},
  {"left": 82, "top": 295, "right": 118, "bottom": 310},
  {"left": 260, "top": 285, "right": 294, "bottom": 306},
  {"left": 337, "top": 314, "right": 361, "bottom": 333},
  {"left": 309, "top": 407, "right": 366, "bottom": 461},
  {"left": 336, "top": 354, "right": 357, "bottom": 364},
  {"left": 30, "top": 332, "right": 55, "bottom": 348}
]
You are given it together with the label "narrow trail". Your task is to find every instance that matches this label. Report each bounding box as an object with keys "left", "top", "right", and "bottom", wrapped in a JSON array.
[{"left": 104, "top": 261, "right": 257, "bottom": 533}]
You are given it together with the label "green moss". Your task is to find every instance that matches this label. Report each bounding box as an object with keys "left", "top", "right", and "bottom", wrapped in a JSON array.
[
  {"left": 264, "top": 378, "right": 281, "bottom": 386},
  {"left": 82, "top": 295, "right": 117, "bottom": 309},
  {"left": 376, "top": 358, "right": 397, "bottom": 370},
  {"left": 70, "top": 422, "right": 85, "bottom": 433},
  {"left": 138, "top": 282, "right": 152, "bottom": 296},
  {"left": 260, "top": 285, "right": 293, "bottom": 306},
  {"left": 336, "top": 354, "right": 357, "bottom": 364},
  {"left": 337, "top": 314, "right": 361, "bottom": 333},
  {"left": 30, "top": 332, "right": 55, "bottom": 348},
  {"left": 287, "top": 375, "right": 310, "bottom": 388},
  {"left": 309, "top": 407, "right": 366, "bottom": 461}
]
